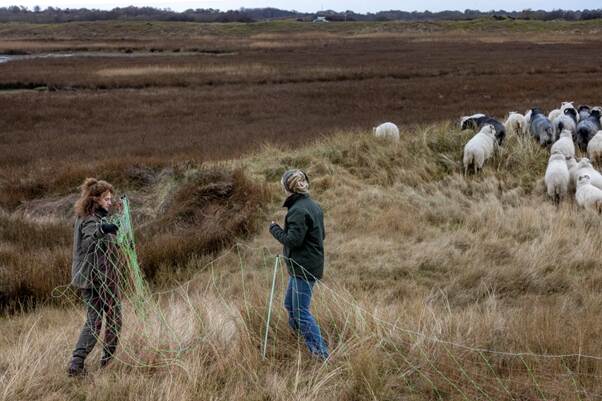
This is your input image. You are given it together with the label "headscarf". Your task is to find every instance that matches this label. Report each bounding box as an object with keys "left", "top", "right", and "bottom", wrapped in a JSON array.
[{"left": 281, "top": 169, "right": 309, "bottom": 194}]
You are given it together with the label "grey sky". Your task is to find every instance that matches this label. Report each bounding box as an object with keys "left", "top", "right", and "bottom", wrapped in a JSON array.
[{"left": 2, "top": 0, "right": 601, "bottom": 12}]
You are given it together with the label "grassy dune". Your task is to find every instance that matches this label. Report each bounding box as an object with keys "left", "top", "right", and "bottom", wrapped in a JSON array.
[{"left": 2, "top": 124, "right": 601, "bottom": 401}]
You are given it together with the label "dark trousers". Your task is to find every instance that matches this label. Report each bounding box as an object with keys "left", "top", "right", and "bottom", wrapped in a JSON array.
[{"left": 71, "top": 286, "right": 122, "bottom": 365}]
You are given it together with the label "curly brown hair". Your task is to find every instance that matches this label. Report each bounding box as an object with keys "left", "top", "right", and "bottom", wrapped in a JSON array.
[{"left": 74, "top": 178, "right": 114, "bottom": 217}]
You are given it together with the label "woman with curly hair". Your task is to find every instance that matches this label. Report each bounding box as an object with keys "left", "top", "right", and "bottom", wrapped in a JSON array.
[{"left": 67, "top": 178, "right": 121, "bottom": 376}]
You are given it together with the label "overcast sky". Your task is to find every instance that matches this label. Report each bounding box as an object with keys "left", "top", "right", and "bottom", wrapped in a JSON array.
[{"left": 2, "top": 0, "right": 601, "bottom": 12}]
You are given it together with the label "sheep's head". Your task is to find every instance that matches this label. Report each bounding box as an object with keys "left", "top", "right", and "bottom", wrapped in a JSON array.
[
  {"left": 481, "top": 124, "right": 497, "bottom": 139},
  {"left": 563, "top": 107, "right": 578, "bottom": 122},
  {"left": 460, "top": 113, "right": 485, "bottom": 130},
  {"left": 549, "top": 151, "right": 565, "bottom": 162},
  {"left": 566, "top": 156, "right": 577, "bottom": 169},
  {"left": 531, "top": 107, "right": 544, "bottom": 117},
  {"left": 577, "top": 158, "right": 593, "bottom": 169},
  {"left": 577, "top": 174, "right": 592, "bottom": 187},
  {"left": 590, "top": 108, "right": 602, "bottom": 120}
]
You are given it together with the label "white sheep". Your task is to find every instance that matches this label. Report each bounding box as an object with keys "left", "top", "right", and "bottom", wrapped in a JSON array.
[
  {"left": 524, "top": 109, "right": 532, "bottom": 124},
  {"left": 575, "top": 174, "right": 602, "bottom": 213},
  {"left": 463, "top": 124, "right": 497, "bottom": 174},
  {"left": 587, "top": 131, "right": 602, "bottom": 164},
  {"left": 550, "top": 127, "right": 575, "bottom": 159},
  {"left": 504, "top": 112, "right": 528, "bottom": 137},
  {"left": 373, "top": 122, "right": 400, "bottom": 141},
  {"left": 575, "top": 158, "right": 602, "bottom": 190},
  {"left": 544, "top": 151, "right": 570, "bottom": 204},
  {"left": 552, "top": 114, "right": 577, "bottom": 138},
  {"left": 548, "top": 109, "right": 561, "bottom": 122},
  {"left": 566, "top": 156, "right": 579, "bottom": 193}
]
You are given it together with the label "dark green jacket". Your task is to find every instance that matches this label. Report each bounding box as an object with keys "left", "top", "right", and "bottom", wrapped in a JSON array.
[
  {"left": 270, "top": 193, "right": 325, "bottom": 281},
  {"left": 71, "top": 210, "right": 107, "bottom": 289}
]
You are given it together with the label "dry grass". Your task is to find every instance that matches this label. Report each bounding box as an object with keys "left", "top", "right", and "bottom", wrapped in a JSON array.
[
  {"left": 2, "top": 21, "right": 602, "bottom": 400},
  {"left": 2, "top": 124, "right": 602, "bottom": 400},
  {"left": 0, "top": 164, "right": 269, "bottom": 312}
]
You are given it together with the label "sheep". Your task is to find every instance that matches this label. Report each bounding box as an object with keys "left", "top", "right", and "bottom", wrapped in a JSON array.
[
  {"left": 460, "top": 114, "right": 506, "bottom": 146},
  {"left": 373, "top": 122, "right": 400, "bottom": 141},
  {"left": 548, "top": 109, "right": 562, "bottom": 123},
  {"left": 550, "top": 123, "right": 575, "bottom": 158},
  {"left": 566, "top": 156, "right": 579, "bottom": 192},
  {"left": 524, "top": 109, "right": 532, "bottom": 125},
  {"left": 587, "top": 130, "right": 602, "bottom": 164},
  {"left": 504, "top": 112, "right": 528, "bottom": 137},
  {"left": 576, "top": 108, "right": 602, "bottom": 152},
  {"left": 544, "top": 151, "right": 570, "bottom": 204},
  {"left": 460, "top": 113, "right": 486, "bottom": 130},
  {"left": 578, "top": 105, "right": 591, "bottom": 122},
  {"left": 529, "top": 108, "right": 555, "bottom": 146},
  {"left": 575, "top": 158, "right": 602, "bottom": 190},
  {"left": 575, "top": 174, "right": 602, "bottom": 213},
  {"left": 463, "top": 124, "right": 497, "bottom": 174}
]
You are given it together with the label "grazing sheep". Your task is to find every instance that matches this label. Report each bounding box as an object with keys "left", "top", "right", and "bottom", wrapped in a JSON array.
[
  {"left": 576, "top": 109, "right": 602, "bottom": 152},
  {"left": 529, "top": 108, "right": 555, "bottom": 146},
  {"left": 566, "top": 156, "right": 579, "bottom": 192},
  {"left": 561, "top": 101, "right": 577, "bottom": 115},
  {"left": 575, "top": 174, "right": 602, "bottom": 213},
  {"left": 373, "top": 122, "right": 400, "bottom": 141},
  {"left": 524, "top": 109, "right": 533, "bottom": 125},
  {"left": 575, "top": 158, "right": 602, "bottom": 190},
  {"left": 460, "top": 113, "right": 486, "bottom": 130},
  {"left": 587, "top": 130, "right": 602, "bottom": 164},
  {"left": 550, "top": 123, "right": 575, "bottom": 158},
  {"left": 544, "top": 151, "right": 570, "bottom": 204},
  {"left": 460, "top": 114, "right": 506, "bottom": 146},
  {"left": 504, "top": 112, "right": 528, "bottom": 137},
  {"left": 463, "top": 124, "right": 497, "bottom": 174},
  {"left": 578, "top": 105, "right": 591, "bottom": 122},
  {"left": 548, "top": 109, "right": 562, "bottom": 123},
  {"left": 550, "top": 107, "right": 578, "bottom": 139}
]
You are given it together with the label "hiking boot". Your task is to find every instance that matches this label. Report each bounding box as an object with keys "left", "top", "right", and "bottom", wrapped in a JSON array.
[
  {"left": 99, "top": 356, "right": 112, "bottom": 369},
  {"left": 67, "top": 359, "right": 87, "bottom": 377}
]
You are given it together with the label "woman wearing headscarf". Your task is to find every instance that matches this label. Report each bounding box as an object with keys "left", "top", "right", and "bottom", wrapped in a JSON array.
[{"left": 269, "top": 169, "right": 329, "bottom": 360}]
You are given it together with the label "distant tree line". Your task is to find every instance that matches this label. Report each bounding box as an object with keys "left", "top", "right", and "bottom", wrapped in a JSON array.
[{"left": 0, "top": 6, "right": 601, "bottom": 23}]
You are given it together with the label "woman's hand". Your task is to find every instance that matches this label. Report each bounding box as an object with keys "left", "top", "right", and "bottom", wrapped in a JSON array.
[{"left": 101, "top": 223, "right": 119, "bottom": 235}]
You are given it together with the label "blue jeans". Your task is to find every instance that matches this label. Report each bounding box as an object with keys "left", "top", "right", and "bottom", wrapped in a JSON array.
[{"left": 284, "top": 276, "right": 329, "bottom": 359}]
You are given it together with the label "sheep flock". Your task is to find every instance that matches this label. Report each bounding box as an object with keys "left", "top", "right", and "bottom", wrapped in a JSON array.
[
  {"left": 373, "top": 101, "right": 602, "bottom": 213},
  {"left": 459, "top": 102, "right": 602, "bottom": 212}
]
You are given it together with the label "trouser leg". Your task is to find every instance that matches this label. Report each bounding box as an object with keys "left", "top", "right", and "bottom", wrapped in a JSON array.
[
  {"left": 71, "top": 288, "right": 103, "bottom": 365},
  {"left": 284, "top": 277, "right": 299, "bottom": 331},
  {"left": 101, "top": 289, "right": 122, "bottom": 362},
  {"left": 287, "top": 277, "right": 329, "bottom": 358}
]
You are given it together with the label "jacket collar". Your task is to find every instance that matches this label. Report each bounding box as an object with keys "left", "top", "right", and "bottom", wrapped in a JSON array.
[
  {"left": 283, "top": 193, "right": 308, "bottom": 208},
  {"left": 95, "top": 207, "right": 109, "bottom": 219}
]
